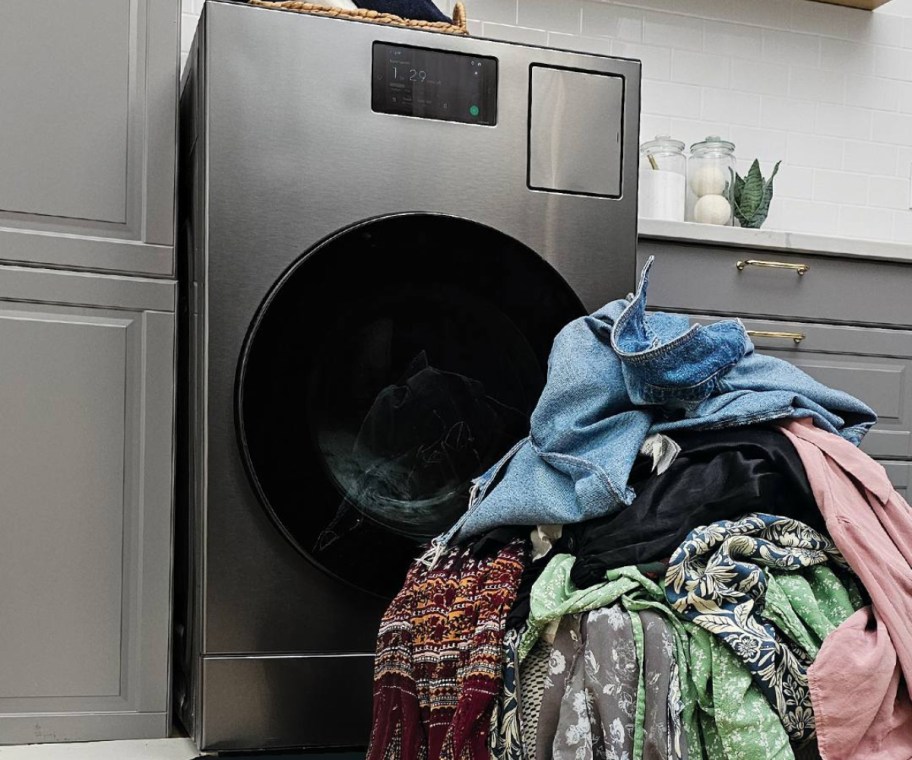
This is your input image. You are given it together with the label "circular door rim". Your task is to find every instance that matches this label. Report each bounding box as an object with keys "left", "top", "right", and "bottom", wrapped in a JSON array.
[{"left": 234, "top": 211, "right": 584, "bottom": 596}]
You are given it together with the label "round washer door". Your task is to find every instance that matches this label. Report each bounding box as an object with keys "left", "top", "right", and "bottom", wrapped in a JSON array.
[{"left": 236, "top": 214, "right": 585, "bottom": 597}]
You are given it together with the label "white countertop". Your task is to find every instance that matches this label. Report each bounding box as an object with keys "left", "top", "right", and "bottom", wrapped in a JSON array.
[{"left": 638, "top": 218, "right": 912, "bottom": 263}]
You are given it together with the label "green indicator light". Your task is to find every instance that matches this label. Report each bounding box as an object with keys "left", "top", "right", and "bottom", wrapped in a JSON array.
[{"left": 469, "top": 105, "right": 480, "bottom": 117}]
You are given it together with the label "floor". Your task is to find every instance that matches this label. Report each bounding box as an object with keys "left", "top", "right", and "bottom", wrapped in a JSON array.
[{"left": 0, "top": 739, "right": 364, "bottom": 759}]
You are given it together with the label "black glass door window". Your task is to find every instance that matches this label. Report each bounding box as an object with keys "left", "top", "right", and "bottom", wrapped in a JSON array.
[{"left": 236, "top": 214, "right": 584, "bottom": 597}]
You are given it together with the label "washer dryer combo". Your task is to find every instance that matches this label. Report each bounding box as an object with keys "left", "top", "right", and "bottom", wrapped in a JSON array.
[{"left": 175, "top": 1, "right": 641, "bottom": 752}]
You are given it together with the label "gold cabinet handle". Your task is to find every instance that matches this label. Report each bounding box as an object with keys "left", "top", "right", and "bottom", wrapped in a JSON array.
[
  {"left": 747, "top": 330, "right": 805, "bottom": 345},
  {"left": 736, "top": 259, "right": 809, "bottom": 276}
]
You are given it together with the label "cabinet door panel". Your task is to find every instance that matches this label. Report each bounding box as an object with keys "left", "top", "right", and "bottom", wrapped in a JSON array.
[
  {"left": 0, "top": 309, "right": 129, "bottom": 698},
  {"left": 0, "top": 266, "right": 175, "bottom": 742},
  {"left": 686, "top": 315, "right": 912, "bottom": 460},
  {"left": 0, "top": 1, "right": 129, "bottom": 223},
  {"left": 0, "top": 0, "right": 179, "bottom": 263}
]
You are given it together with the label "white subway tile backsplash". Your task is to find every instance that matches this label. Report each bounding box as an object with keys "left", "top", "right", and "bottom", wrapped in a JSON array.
[
  {"left": 837, "top": 205, "right": 895, "bottom": 240},
  {"left": 731, "top": 59, "right": 790, "bottom": 96},
  {"left": 670, "top": 119, "right": 732, "bottom": 150},
  {"left": 844, "top": 140, "right": 898, "bottom": 177},
  {"left": 820, "top": 39, "right": 875, "bottom": 76},
  {"left": 672, "top": 50, "right": 731, "bottom": 88},
  {"left": 613, "top": 41, "right": 672, "bottom": 81},
  {"left": 762, "top": 29, "right": 821, "bottom": 69},
  {"left": 641, "top": 80, "right": 703, "bottom": 118},
  {"left": 897, "top": 147, "right": 912, "bottom": 180},
  {"left": 763, "top": 200, "right": 790, "bottom": 232},
  {"left": 789, "top": 1, "right": 852, "bottom": 40},
  {"left": 815, "top": 103, "right": 872, "bottom": 140},
  {"left": 724, "top": 0, "right": 794, "bottom": 31},
  {"left": 875, "top": 46, "right": 912, "bottom": 81},
  {"left": 769, "top": 199, "right": 840, "bottom": 235},
  {"left": 581, "top": 3, "right": 642, "bottom": 41},
  {"left": 872, "top": 111, "right": 912, "bottom": 147},
  {"left": 702, "top": 87, "right": 760, "bottom": 125},
  {"left": 702, "top": 20, "right": 762, "bottom": 59},
  {"left": 466, "top": 0, "right": 517, "bottom": 24},
  {"left": 788, "top": 133, "right": 844, "bottom": 170},
  {"left": 844, "top": 75, "right": 900, "bottom": 111},
  {"left": 899, "top": 82, "right": 912, "bottom": 114},
  {"left": 904, "top": 18, "right": 912, "bottom": 49},
  {"left": 639, "top": 114, "right": 673, "bottom": 144},
  {"left": 761, "top": 96, "right": 817, "bottom": 134},
  {"left": 869, "top": 176, "right": 910, "bottom": 209},
  {"left": 643, "top": 11, "right": 703, "bottom": 51},
  {"left": 517, "top": 0, "right": 580, "bottom": 34},
  {"left": 546, "top": 33, "right": 612, "bottom": 55},
  {"left": 729, "top": 125, "right": 788, "bottom": 163},
  {"left": 847, "top": 12, "right": 905, "bottom": 48},
  {"left": 181, "top": 12, "right": 197, "bottom": 54},
  {"left": 772, "top": 164, "right": 814, "bottom": 200},
  {"left": 894, "top": 211, "right": 912, "bottom": 243},
  {"left": 480, "top": 22, "right": 548, "bottom": 45},
  {"left": 812, "top": 169, "right": 869, "bottom": 205},
  {"left": 788, "top": 66, "right": 845, "bottom": 105}
]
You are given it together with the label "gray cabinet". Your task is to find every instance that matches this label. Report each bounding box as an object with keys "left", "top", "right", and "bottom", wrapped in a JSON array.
[
  {"left": 639, "top": 238, "right": 912, "bottom": 507},
  {"left": 686, "top": 315, "right": 912, "bottom": 461},
  {"left": 0, "top": 0, "right": 180, "bottom": 276},
  {"left": 0, "top": 265, "right": 176, "bottom": 743},
  {"left": 0, "top": 0, "right": 179, "bottom": 744},
  {"left": 882, "top": 462, "right": 912, "bottom": 496}
]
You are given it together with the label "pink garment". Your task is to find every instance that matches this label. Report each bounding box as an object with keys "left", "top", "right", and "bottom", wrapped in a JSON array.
[
  {"left": 780, "top": 419, "right": 912, "bottom": 759},
  {"left": 808, "top": 606, "right": 912, "bottom": 760}
]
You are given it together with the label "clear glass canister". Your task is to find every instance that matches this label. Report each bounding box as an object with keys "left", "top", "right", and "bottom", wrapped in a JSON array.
[
  {"left": 687, "top": 136, "right": 736, "bottom": 225},
  {"left": 639, "top": 136, "right": 686, "bottom": 222}
]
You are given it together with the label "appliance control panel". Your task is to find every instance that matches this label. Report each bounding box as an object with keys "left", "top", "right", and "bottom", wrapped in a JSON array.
[{"left": 372, "top": 42, "right": 497, "bottom": 125}]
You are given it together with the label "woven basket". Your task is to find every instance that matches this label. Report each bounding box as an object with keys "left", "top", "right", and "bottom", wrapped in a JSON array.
[{"left": 248, "top": 0, "right": 469, "bottom": 35}]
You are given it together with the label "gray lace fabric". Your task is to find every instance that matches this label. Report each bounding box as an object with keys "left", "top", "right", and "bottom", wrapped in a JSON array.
[{"left": 520, "top": 638, "right": 551, "bottom": 756}]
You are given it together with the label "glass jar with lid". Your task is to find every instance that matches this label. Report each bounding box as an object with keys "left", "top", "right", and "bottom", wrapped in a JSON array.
[
  {"left": 639, "top": 136, "right": 686, "bottom": 222},
  {"left": 687, "top": 136, "right": 736, "bottom": 226}
]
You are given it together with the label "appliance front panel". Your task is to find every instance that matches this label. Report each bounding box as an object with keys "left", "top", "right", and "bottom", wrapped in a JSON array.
[{"left": 197, "top": 2, "right": 640, "bottom": 655}]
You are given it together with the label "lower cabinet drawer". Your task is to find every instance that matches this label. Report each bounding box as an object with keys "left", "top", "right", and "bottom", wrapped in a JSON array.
[{"left": 687, "top": 315, "right": 912, "bottom": 460}]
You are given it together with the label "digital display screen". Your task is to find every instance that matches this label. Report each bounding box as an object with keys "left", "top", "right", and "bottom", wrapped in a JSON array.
[{"left": 372, "top": 42, "right": 497, "bottom": 125}]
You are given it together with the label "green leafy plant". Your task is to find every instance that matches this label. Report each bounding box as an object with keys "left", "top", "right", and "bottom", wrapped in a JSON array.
[{"left": 731, "top": 159, "right": 781, "bottom": 229}]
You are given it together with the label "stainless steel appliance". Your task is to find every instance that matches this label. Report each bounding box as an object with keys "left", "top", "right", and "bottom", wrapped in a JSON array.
[{"left": 175, "top": 1, "right": 640, "bottom": 751}]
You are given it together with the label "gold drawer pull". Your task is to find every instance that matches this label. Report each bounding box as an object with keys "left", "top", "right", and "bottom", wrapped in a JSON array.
[
  {"left": 747, "top": 330, "right": 805, "bottom": 345},
  {"left": 736, "top": 259, "right": 809, "bottom": 276}
]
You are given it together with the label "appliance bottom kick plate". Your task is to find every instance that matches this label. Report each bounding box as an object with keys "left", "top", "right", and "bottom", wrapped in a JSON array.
[{"left": 199, "top": 652, "right": 374, "bottom": 752}]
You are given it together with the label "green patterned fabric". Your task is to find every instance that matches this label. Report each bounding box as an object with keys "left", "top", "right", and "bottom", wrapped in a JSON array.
[
  {"left": 665, "top": 514, "right": 852, "bottom": 742},
  {"left": 521, "top": 551, "right": 861, "bottom": 759}
]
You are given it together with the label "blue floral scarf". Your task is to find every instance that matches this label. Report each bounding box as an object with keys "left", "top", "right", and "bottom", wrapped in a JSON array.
[{"left": 665, "top": 513, "right": 847, "bottom": 741}]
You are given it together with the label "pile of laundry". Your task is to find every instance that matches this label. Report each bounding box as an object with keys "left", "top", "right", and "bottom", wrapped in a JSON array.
[{"left": 365, "top": 259, "right": 912, "bottom": 760}]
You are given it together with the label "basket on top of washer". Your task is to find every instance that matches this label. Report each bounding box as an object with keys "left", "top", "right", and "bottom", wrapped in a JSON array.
[{"left": 247, "top": 0, "right": 469, "bottom": 34}]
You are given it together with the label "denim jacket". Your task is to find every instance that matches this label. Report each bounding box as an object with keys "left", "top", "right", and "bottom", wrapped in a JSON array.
[{"left": 433, "top": 257, "right": 876, "bottom": 549}]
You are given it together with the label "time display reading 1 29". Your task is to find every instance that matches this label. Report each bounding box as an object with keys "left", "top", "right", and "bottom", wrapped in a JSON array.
[
  {"left": 372, "top": 42, "right": 498, "bottom": 126},
  {"left": 391, "top": 66, "right": 428, "bottom": 83}
]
